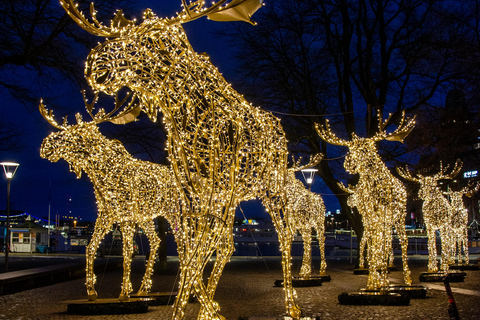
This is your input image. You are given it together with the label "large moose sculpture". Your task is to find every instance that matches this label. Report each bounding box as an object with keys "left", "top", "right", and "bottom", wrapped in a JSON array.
[
  {"left": 58, "top": 0, "right": 302, "bottom": 318},
  {"left": 397, "top": 161, "right": 462, "bottom": 273},
  {"left": 316, "top": 113, "right": 414, "bottom": 291},
  {"left": 39, "top": 96, "right": 180, "bottom": 301}
]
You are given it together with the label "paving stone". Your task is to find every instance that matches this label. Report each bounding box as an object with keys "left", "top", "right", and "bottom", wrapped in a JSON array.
[{"left": 0, "top": 254, "right": 478, "bottom": 319}]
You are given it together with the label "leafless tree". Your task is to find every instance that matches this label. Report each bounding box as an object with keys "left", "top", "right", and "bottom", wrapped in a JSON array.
[
  {"left": 220, "top": 0, "right": 480, "bottom": 251},
  {"left": 0, "top": 0, "right": 134, "bottom": 110},
  {"left": 0, "top": 118, "right": 24, "bottom": 153}
]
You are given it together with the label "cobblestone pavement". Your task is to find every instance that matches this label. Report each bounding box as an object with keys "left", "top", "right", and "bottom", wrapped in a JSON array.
[{"left": 0, "top": 254, "right": 479, "bottom": 320}]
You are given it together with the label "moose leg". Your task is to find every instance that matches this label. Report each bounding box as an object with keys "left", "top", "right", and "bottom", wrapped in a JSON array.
[
  {"left": 462, "top": 228, "right": 469, "bottom": 265},
  {"left": 454, "top": 236, "right": 459, "bottom": 265},
  {"left": 396, "top": 224, "right": 412, "bottom": 285},
  {"left": 388, "top": 236, "right": 395, "bottom": 268},
  {"left": 456, "top": 236, "right": 461, "bottom": 264},
  {"left": 439, "top": 231, "right": 450, "bottom": 273},
  {"left": 380, "top": 228, "right": 391, "bottom": 291},
  {"left": 359, "top": 230, "right": 367, "bottom": 269},
  {"left": 278, "top": 232, "right": 301, "bottom": 318},
  {"left": 172, "top": 217, "right": 220, "bottom": 320},
  {"left": 426, "top": 227, "right": 438, "bottom": 273},
  {"left": 137, "top": 220, "right": 161, "bottom": 295},
  {"left": 299, "top": 227, "right": 312, "bottom": 279},
  {"left": 316, "top": 224, "right": 327, "bottom": 276},
  {"left": 119, "top": 222, "right": 135, "bottom": 301},
  {"left": 198, "top": 233, "right": 235, "bottom": 320},
  {"left": 195, "top": 217, "right": 232, "bottom": 320},
  {"left": 366, "top": 235, "right": 381, "bottom": 290},
  {"left": 263, "top": 193, "right": 301, "bottom": 319},
  {"left": 85, "top": 216, "right": 111, "bottom": 301},
  {"left": 174, "top": 244, "right": 221, "bottom": 320},
  {"left": 172, "top": 259, "right": 195, "bottom": 320},
  {"left": 194, "top": 277, "right": 226, "bottom": 320}
]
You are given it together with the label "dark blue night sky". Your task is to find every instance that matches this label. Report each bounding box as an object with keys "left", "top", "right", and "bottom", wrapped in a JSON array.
[{"left": 0, "top": 1, "right": 340, "bottom": 223}]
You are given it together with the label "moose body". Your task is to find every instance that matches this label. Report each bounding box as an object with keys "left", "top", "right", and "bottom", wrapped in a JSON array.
[
  {"left": 59, "top": 1, "right": 301, "bottom": 318},
  {"left": 447, "top": 190, "right": 470, "bottom": 265},
  {"left": 316, "top": 115, "right": 414, "bottom": 290},
  {"left": 444, "top": 184, "right": 478, "bottom": 266},
  {"left": 40, "top": 113, "right": 179, "bottom": 300},
  {"left": 397, "top": 162, "right": 462, "bottom": 273},
  {"left": 286, "top": 169, "right": 327, "bottom": 278}
]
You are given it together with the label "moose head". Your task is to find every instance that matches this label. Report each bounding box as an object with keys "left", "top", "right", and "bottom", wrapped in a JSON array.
[
  {"left": 39, "top": 91, "right": 139, "bottom": 177},
  {"left": 60, "top": 0, "right": 263, "bottom": 121},
  {"left": 396, "top": 160, "right": 463, "bottom": 200},
  {"left": 315, "top": 112, "right": 416, "bottom": 175}
]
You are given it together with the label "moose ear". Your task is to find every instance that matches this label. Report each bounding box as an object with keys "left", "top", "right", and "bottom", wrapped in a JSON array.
[
  {"left": 208, "top": 0, "right": 263, "bottom": 25},
  {"left": 109, "top": 105, "right": 141, "bottom": 124},
  {"left": 385, "top": 127, "right": 414, "bottom": 143}
]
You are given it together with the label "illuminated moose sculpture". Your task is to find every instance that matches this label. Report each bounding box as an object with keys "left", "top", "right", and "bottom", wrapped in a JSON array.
[
  {"left": 444, "top": 183, "right": 478, "bottom": 266},
  {"left": 39, "top": 96, "right": 180, "bottom": 301},
  {"left": 58, "top": 0, "right": 301, "bottom": 318},
  {"left": 316, "top": 113, "right": 414, "bottom": 291},
  {"left": 397, "top": 161, "right": 462, "bottom": 273},
  {"left": 286, "top": 167, "right": 327, "bottom": 279}
]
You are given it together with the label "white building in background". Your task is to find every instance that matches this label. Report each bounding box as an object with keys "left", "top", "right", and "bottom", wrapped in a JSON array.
[{"left": 10, "top": 220, "right": 48, "bottom": 253}]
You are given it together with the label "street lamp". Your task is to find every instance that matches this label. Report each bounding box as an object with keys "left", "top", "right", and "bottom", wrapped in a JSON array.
[
  {"left": 301, "top": 168, "right": 318, "bottom": 189},
  {"left": 1, "top": 162, "right": 19, "bottom": 272}
]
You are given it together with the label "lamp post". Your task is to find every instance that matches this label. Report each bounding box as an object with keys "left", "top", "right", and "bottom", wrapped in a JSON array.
[
  {"left": 1, "top": 162, "right": 19, "bottom": 272},
  {"left": 300, "top": 168, "right": 318, "bottom": 190}
]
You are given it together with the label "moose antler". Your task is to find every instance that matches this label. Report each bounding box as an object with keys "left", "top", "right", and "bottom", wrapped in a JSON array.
[
  {"left": 289, "top": 153, "right": 323, "bottom": 172},
  {"left": 396, "top": 165, "right": 420, "bottom": 183},
  {"left": 338, "top": 181, "right": 356, "bottom": 194},
  {"left": 434, "top": 160, "right": 462, "bottom": 181},
  {"left": 315, "top": 120, "right": 350, "bottom": 146},
  {"left": 177, "top": 0, "right": 263, "bottom": 25},
  {"left": 61, "top": 0, "right": 263, "bottom": 37},
  {"left": 207, "top": 0, "right": 264, "bottom": 25},
  {"left": 60, "top": 0, "right": 136, "bottom": 37},
  {"left": 465, "top": 181, "right": 480, "bottom": 197},
  {"left": 83, "top": 91, "right": 141, "bottom": 125},
  {"left": 39, "top": 99, "right": 68, "bottom": 130},
  {"left": 374, "top": 111, "right": 416, "bottom": 143}
]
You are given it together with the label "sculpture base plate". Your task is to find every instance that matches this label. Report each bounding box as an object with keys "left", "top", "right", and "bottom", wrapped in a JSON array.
[
  {"left": 449, "top": 263, "right": 479, "bottom": 271},
  {"left": 419, "top": 271, "right": 467, "bottom": 282},
  {"left": 353, "top": 268, "right": 369, "bottom": 275},
  {"left": 361, "top": 285, "right": 427, "bottom": 299},
  {"left": 65, "top": 298, "right": 150, "bottom": 315},
  {"left": 130, "top": 292, "right": 177, "bottom": 305},
  {"left": 353, "top": 267, "right": 395, "bottom": 275},
  {"left": 274, "top": 275, "right": 331, "bottom": 287},
  {"left": 248, "top": 316, "right": 320, "bottom": 320},
  {"left": 338, "top": 291, "right": 410, "bottom": 306}
]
